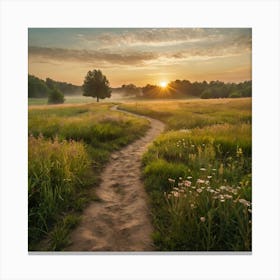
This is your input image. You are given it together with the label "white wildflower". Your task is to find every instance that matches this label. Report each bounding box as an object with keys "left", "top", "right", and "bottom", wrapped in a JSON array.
[{"left": 200, "top": 217, "right": 206, "bottom": 222}]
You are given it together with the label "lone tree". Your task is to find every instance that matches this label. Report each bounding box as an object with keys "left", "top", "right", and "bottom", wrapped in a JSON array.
[{"left": 82, "top": 69, "right": 111, "bottom": 102}]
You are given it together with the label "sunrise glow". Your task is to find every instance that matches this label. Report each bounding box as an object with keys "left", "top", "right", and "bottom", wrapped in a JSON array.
[{"left": 159, "top": 81, "right": 168, "bottom": 88}]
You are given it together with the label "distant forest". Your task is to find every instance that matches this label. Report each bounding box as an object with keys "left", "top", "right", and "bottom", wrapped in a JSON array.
[
  {"left": 28, "top": 75, "right": 81, "bottom": 98},
  {"left": 29, "top": 74, "right": 251, "bottom": 99},
  {"left": 114, "top": 80, "right": 252, "bottom": 99}
]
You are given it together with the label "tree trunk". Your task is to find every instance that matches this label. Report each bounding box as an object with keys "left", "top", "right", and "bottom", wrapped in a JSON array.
[{"left": 97, "top": 96, "right": 99, "bottom": 102}]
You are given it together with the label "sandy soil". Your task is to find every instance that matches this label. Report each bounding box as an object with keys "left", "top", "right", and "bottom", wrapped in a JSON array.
[{"left": 66, "top": 106, "right": 165, "bottom": 251}]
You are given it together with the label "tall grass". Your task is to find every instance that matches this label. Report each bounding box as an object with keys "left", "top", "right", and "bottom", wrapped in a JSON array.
[
  {"left": 28, "top": 135, "right": 91, "bottom": 248},
  {"left": 28, "top": 103, "right": 150, "bottom": 250},
  {"left": 161, "top": 174, "right": 251, "bottom": 251}
]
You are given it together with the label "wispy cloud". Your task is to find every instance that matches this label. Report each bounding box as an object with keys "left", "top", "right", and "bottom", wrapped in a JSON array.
[
  {"left": 80, "top": 28, "right": 251, "bottom": 48},
  {"left": 29, "top": 46, "right": 159, "bottom": 65},
  {"left": 29, "top": 33, "right": 251, "bottom": 67}
]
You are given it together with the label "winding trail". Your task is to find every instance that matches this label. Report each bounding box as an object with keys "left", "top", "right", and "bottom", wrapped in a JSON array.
[{"left": 66, "top": 105, "right": 165, "bottom": 251}]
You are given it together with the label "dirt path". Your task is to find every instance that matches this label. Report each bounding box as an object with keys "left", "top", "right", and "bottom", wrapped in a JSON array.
[{"left": 66, "top": 105, "right": 165, "bottom": 251}]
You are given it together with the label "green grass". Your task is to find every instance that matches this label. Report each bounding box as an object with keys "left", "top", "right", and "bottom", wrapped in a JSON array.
[
  {"left": 28, "top": 96, "right": 93, "bottom": 105},
  {"left": 28, "top": 102, "right": 149, "bottom": 250},
  {"left": 121, "top": 98, "right": 252, "bottom": 251},
  {"left": 119, "top": 98, "right": 251, "bottom": 129}
]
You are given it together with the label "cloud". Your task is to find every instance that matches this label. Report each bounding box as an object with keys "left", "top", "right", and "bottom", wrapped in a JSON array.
[
  {"left": 29, "top": 46, "right": 159, "bottom": 65},
  {"left": 29, "top": 29, "right": 251, "bottom": 66},
  {"left": 81, "top": 28, "right": 251, "bottom": 48}
]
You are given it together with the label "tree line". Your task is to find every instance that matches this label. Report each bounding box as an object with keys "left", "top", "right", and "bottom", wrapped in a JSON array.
[
  {"left": 139, "top": 80, "right": 252, "bottom": 99},
  {"left": 28, "top": 75, "right": 81, "bottom": 98},
  {"left": 29, "top": 70, "right": 252, "bottom": 104}
]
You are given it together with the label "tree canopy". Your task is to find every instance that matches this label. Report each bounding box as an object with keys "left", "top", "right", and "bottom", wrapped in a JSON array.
[
  {"left": 28, "top": 74, "right": 81, "bottom": 98},
  {"left": 82, "top": 70, "right": 111, "bottom": 102},
  {"left": 28, "top": 75, "right": 50, "bottom": 98}
]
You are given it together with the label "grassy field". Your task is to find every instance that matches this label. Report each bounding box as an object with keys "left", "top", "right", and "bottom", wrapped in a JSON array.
[
  {"left": 119, "top": 98, "right": 252, "bottom": 251},
  {"left": 28, "top": 102, "right": 149, "bottom": 250}
]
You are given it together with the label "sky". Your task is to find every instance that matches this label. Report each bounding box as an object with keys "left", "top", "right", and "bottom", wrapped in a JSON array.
[{"left": 28, "top": 28, "right": 252, "bottom": 87}]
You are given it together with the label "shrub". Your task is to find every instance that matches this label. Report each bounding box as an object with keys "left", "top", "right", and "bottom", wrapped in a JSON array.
[{"left": 48, "top": 88, "right": 65, "bottom": 104}]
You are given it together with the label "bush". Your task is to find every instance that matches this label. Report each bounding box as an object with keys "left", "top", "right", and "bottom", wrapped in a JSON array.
[{"left": 48, "top": 88, "right": 65, "bottom": 104}]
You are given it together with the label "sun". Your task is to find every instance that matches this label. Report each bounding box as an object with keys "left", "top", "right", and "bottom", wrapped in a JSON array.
[{"left": 159, "top": 81, "right": 168, "bottom": 88}]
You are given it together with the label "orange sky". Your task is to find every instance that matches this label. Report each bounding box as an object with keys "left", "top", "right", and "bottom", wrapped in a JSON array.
[{"left": 28, "top": 28, "right": 252, "bottom": 87}]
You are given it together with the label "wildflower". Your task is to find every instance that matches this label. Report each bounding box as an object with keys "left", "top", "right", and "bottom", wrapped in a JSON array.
[
  {"left": 220, "top": 186, "right": 227, "bottom": 190},
  {"left": 172, "top": 191, "right": 179, "bottom": 198},
  {"left": 200, "top": 217, "right": 206, "bottom": 222},
  {"left": 187, "top": 176, "right": 192, "bottom": 179},
  {"left": 220, "top": 199, "right": 225, "bottom": 203},
  {"left": 173, "top": 192, "right": 179, "bottom": 197},
  {"left": 63, "top": 178, "right": 72, "bottom": 182},
  {"left": 212, "top": 168, "right": 217, "bottom": 171},
  {"left": 190, "top": 203, "right": 195, "bottom": 208},
  {"left": 239, "top": 199, "right": 251, "bottom": 207},
  {"left": 224, "top": 194, "right": 233, "bottom": 199},
  {"left": 200, "top": 168, "right": 206, "bottom": 171},
  {"left": 168, "top": 178, "right": 175, "bottom": 183},
  {"left": 207, "top": 176, "right": 212, "bottom": 179},
  {"left": 231, "top": 189, "right": 238, "bottom": 194},
  {"left": 191, "top": 145, "right": 195, "bottom": 148},
  {"left": 179, "top": 177, "right": 182, "bottom": 180},
  {"left": 205, "top": 180, "right": 210, "bottom": 185},
  {"left": 236, "top": 147, "right": 243, "bottom": 157},
  {"left": 196, "top": 188, "right": 203, "bottom": 193},
  {"left": 184, "top": 180, "right": 192, "bottom": 187},
  {"left": 197, "top": 179, "right": 205, "bottom": 184}
]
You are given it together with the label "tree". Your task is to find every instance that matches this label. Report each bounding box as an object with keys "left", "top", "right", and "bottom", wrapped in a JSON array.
[
  {"left": 28, "top": 75, "right": 50, "bottom": 98},
  {"left": 82, "top": 69, "right": 111, "bottom": 102},
  {"left": 48, "top": 88, "right": 65, "bottom": 104}
]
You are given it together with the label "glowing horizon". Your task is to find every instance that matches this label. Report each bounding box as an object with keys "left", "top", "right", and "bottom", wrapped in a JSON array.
[{"left": 28, "top": 28, "right": 252, "bottom": 87}]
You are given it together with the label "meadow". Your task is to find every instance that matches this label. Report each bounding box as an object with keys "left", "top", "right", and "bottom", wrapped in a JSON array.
[
  {"left": 119, "top": 98, "right": 252, "bottom": 251},
  {"left": 28, "top": 102, "right": 149, "bottom": 250}
]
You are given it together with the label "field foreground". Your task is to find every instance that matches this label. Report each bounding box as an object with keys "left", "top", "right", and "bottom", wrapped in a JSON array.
[{"left": 28, "top": 98, "right": 252, "bottom": 251}]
